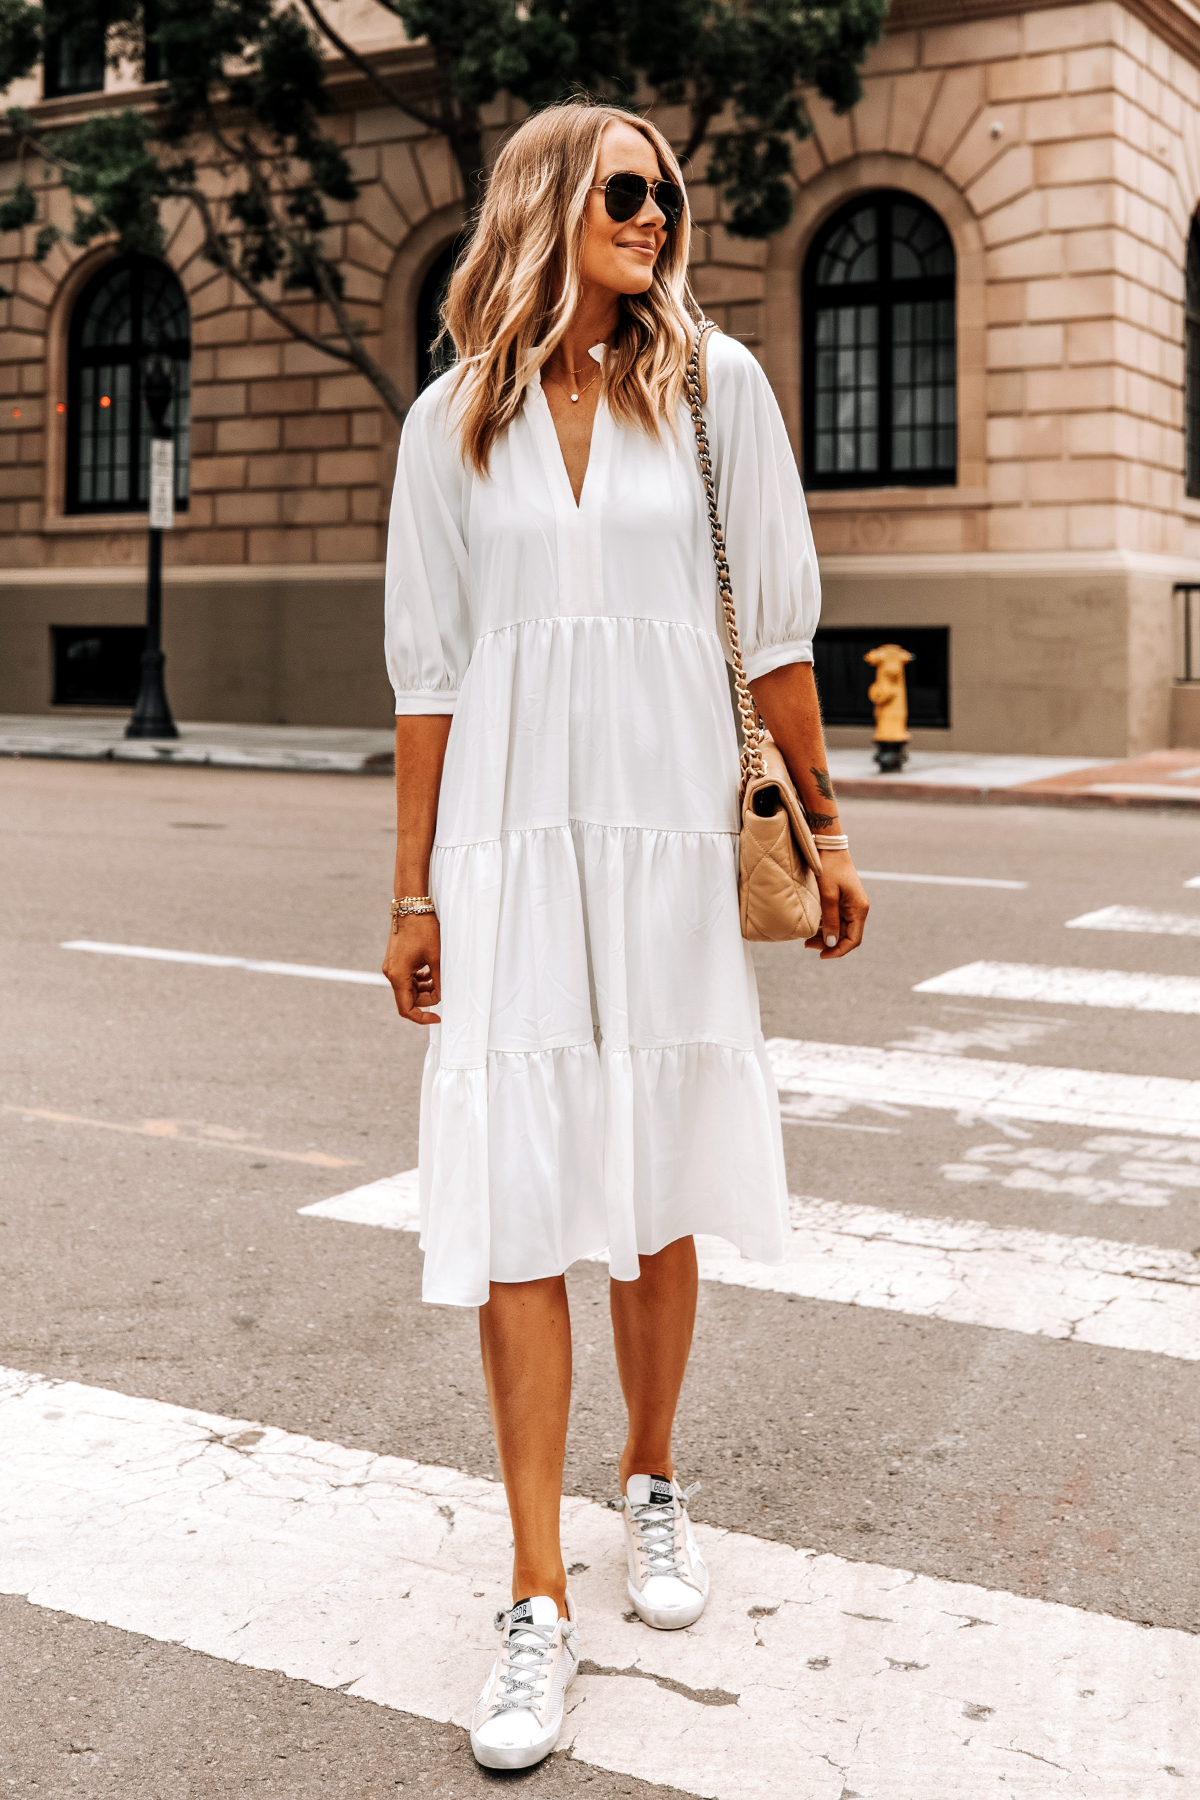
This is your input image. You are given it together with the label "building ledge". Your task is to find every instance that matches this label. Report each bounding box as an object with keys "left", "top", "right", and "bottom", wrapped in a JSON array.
[{"left": 888, "top": 0, "right": 1200, "bottom": 70}]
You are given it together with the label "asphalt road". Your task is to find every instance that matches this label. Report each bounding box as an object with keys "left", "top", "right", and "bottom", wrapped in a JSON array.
[{"left": 2, "top": 758, "right": 1198, "bottom": 1796}]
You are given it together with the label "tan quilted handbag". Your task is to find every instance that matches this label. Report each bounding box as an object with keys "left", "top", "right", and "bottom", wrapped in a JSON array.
[{"left": 684, "top": 321, "right": 823, "bottom": 944}]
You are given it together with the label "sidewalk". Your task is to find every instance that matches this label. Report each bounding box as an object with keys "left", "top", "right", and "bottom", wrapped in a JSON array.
[
  {"left": 827, "top": 745, "right": 1200, "bottom": 809},
  {"left": 2, "top": 713, "right": 1198, "bottom": 806},
  {"left": 0, "top": 715, "right": 395, "bottom": 774}
]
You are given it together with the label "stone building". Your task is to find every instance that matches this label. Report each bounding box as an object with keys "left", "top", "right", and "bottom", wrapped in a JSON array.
[{"left": 1, "top": 0, "right": 1199, "bottom": 754}]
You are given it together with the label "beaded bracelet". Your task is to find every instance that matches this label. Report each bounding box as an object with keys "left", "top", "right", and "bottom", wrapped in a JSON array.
[{"left": 391, "top": 895, "right": 436, "bottom": 932}]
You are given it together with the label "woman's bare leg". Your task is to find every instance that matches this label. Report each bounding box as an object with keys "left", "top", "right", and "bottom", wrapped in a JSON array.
[
  {"left": 609, "top": 1236, "right": 698, "bottom": 1491},
  {"left": 478, "top": 1275, "right": 572, "bottom": 1616}
]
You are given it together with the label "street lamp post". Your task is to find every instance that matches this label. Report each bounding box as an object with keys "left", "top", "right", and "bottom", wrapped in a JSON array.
[{"left": 126, "top": 352, "right": 179, "bottom": 740}]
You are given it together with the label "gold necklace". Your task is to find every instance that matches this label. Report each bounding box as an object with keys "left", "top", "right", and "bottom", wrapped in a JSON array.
[{"left": 545, "top": 360, "right": 600, "bottom": 404}]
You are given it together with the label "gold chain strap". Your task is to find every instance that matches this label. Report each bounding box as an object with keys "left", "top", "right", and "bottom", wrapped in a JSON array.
[{"left": 683, "top": 321, "right": 767, "bottom": 800}]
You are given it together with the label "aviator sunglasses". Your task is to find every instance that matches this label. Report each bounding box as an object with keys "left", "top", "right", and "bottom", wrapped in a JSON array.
[{"left": 590, "top": 170, "right": 685, "bottom": 230}]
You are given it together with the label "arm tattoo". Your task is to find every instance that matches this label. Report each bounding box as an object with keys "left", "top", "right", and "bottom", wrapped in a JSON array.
[
  {"left": 810, "top": 765, "right": 835, "bottom": 801},
  {"left": 804, "top": 809, "right": 836, "bottom": 831}
]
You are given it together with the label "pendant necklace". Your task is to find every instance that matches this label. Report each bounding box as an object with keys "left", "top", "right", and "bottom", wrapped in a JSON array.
[{"left": 547, "top": 360, "right": 600, "bottom": 404}]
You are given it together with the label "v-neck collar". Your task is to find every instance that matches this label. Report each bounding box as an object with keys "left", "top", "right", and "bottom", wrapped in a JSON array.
[
  {"left": 526, "top": 346, "right": 612, "bottom": 617},
  {"left": 529, "top": 347, "right": 611, "bottom": 517}
]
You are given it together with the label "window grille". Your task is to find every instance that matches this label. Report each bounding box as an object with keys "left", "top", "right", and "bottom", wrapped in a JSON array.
[
  {"left": 66, "top": 257, "right": 190, "bottom": 516},
  {"left": 803, "top": 191, "right": 956, "bottom": 489}
]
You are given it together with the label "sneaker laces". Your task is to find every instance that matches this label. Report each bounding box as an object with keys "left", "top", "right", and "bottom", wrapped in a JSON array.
[
  {"left": 614, "top": 1481, "right": 701, "bottom": 1583},
  {"left": 486, "top": 1609, "right": 567, "bottom": 1717}
]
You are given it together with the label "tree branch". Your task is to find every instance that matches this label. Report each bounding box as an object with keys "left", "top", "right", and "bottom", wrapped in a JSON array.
[
  {"left": 680, "top": 88, "right": 723, "bottom": 169},
  {"left": 293, "top": 0, "right": 442, "bottom": 136},
  {"left": 183, "top": 181, "right": 408, "bottom": 423}
]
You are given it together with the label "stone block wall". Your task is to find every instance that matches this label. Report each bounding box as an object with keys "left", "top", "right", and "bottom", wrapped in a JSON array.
[{"left": 753, "top": 0, "right": 1200, "bottom": 562}]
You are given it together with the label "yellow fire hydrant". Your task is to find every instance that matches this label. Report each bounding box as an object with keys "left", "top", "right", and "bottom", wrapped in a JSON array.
[{"left": 865, "top": 643, "right": 913, "bottom": 773}]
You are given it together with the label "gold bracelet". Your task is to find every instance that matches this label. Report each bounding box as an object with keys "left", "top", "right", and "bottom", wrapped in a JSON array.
[{"left": 391, "top": 895, "right": 436, "bottom": 933}]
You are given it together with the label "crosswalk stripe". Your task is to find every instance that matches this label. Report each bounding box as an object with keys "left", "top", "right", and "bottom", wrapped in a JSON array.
[
  {"left": 60, "top": 940, "right": 389, "bottom": 987},
  {"left": 766, "top": 1038, "right": 1200, "bottom": 1137},
  {"left": 914, "top": 961, "right": 1200, "bottom": 1015},
  {"left": 1066, "top": 906, "right": 1200, "bottom": 938},
  {"left": 301, "top": 1177, "right": 1200, "bottom": 1361},
  {"left": 3, "top": 1366, "right": 1195, "bottom": 1797}
]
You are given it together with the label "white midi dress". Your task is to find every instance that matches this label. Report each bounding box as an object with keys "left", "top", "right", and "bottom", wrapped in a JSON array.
[{"left": 384, "top": 332, "right": 822, "bottom": 1306}]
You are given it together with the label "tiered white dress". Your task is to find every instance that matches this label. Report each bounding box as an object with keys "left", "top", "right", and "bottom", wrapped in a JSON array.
[{"left": 385, "top": 332, "right": 821, "bottom": 1306}]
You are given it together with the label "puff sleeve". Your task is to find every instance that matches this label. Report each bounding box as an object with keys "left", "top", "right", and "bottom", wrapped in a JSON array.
[
  {"left": 703, "top": 333, "right": 821, "bottom": 681},
  {"left": 384, "top": 380, "right": 473, "bottom": 715}
]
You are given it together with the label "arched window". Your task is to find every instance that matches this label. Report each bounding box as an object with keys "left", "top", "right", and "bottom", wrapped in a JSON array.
[
  {"left": 416, "top": 243, "right": 460, "bottom": 391},
  {"left": 66, "top": 256, "right": 190, "bottom": 515},
  {"left": 1187, "top": 217, "right": 1200, "bottom": 500},
  {"left": 803, "top": 191, "right": 956, "bottom": 489}
]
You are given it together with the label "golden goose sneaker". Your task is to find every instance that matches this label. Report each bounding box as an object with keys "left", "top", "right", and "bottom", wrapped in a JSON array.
[
  {"left": 469, "top": 1593, "right": 579, "bottom": 1770},
  {"left": 618, "top": 1474, "right": 708, "bottom": 1630}
]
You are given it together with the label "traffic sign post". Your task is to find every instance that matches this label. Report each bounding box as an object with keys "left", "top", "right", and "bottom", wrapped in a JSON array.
[{"left": 126, "top": 353, "right": 179, "bottom": 741}]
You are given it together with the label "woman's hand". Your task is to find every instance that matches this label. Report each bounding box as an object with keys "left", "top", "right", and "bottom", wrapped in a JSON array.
[
  {"left": 805, "top": 847, "right": 870, "bottom": 960},
  {"left": 383, "top": 913, "right": 442, "bottom": 1025}
]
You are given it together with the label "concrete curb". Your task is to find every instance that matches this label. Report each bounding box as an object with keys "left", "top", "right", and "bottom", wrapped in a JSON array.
[
  {"left": 835, "top": 778, "right": 1200, "bottom": 811},
  {"left": 0, "top": 740, "right": 394, "bottom": 775},
  {"left": 4, "top": 735, "right": 1198, "bottom": 807}
]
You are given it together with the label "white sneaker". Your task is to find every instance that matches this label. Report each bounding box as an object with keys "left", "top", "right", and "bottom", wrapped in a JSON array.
[
  {"left": 617, "top": 1474, "right": 709, "bottom": 1630},
  {"left": 469, "top": 1593, "right": 579, "bottom": 1770}
]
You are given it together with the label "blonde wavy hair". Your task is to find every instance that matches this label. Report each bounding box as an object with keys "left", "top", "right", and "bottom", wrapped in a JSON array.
[{"left": 441, "top": 101, "right": 697, "bottom": 475}]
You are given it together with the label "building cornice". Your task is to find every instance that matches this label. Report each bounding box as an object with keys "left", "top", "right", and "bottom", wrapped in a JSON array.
[
  {"left": 0, "top": 42, "right": 440, "bottom": 150},
  {"left": 888, "top": 0, "right": 1200, "bottom": 68}
]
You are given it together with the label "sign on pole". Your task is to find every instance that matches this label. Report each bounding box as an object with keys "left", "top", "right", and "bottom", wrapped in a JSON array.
[{"left": 149, "top": 437, "right": 175, "bottom": 530}]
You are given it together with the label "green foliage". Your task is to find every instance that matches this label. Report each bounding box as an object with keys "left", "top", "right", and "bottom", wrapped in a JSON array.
[
  {"left": 387, "top": 0, "right": 888, "bottom": 236},
  {"left": 1, "top": 1, "right": 357, "bottom": 297},
  {"left": 0, "top": 0, "right": 40, "bottom": 94},
  {"left": 0, "top": 173, "right": 35, "bottom": 232},
  {"left": 50, "top": 109, "right": 169, "bottom": 256},
  {"left": 0, "top": 0, "right": 886, "bottom": 406}
]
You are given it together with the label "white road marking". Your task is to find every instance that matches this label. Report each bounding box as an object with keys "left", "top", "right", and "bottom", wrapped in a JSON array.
[
  {"left": 1066, "top": 906, "right": 1200, "bottom": 938},
  {"left": 778, "top": 1093, "right": 901, "bottom": 1132},
  {"left": 914, "top": 961, "right": 1200, "bottom": 1016},
  {"left": 708, "top": 1197, "right": 1200, "bottom": 1360},
  {"left": 766, "top": 1038, "right": 1200, "bottom": 1138},
  {"left": 3, "top": 1368, "right": 1196, "bottom": 1799},
  {"left": 300, "top": 1169, "right": 420, "bottom": 1228},
  {"left": 61, "top": 940, "right": 389, "bottom": 987},
  {"left": 1185, "top": 876, "right": 1200, "bottom": 889},
  {"left": 302, "top": 1174, "right": 1200, "bottom": 1360},
  {"left": 939, "top": 1135, "right": 1200, "bottom": 1208},
  {"left": 889, "top": 1017, "right": 1065, "bottom": 1055},
  {"left": 855, "top": 871, "right": 1028, "bottom": 889}
]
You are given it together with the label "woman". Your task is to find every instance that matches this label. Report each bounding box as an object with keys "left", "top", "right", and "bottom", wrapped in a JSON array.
[{"left": 383, "top": 100, "right": 868, "bottom": 1771}]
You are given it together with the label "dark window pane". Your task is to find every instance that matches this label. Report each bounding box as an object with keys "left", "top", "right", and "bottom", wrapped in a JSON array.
[
  {"left": 806, "top": 190, "right": 956, "bottom": 488},
  {"left": 52, "top": 626, "right": 145, "bottom": 706},
  {"left": 890, "top": 260, "right": 955, "bottom": 479},
  {"left": 68, "top": 257, "right": 192, "bottom": 515},
  {"left": 892, "top": 200, "right": 954, "bottom": 279},
  {"left": 811, "top": 301, "right": 880, "bottom": 477},
  {"left": 44, "top": 22, "right": 105, "bottom": 98},
  {"left": 816, "top": 206, "right": 878, "bottom": 285},
  {"left": 417, "top": 241, "right": 462, "bottom": 390}
]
